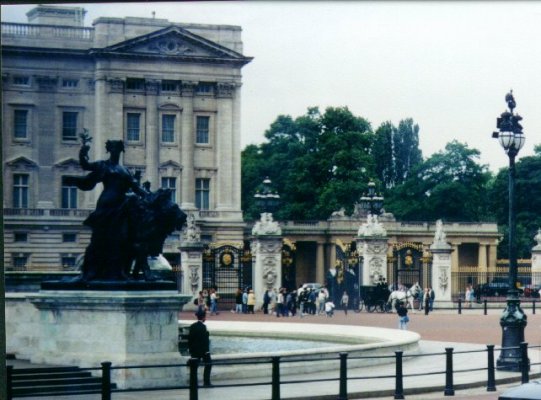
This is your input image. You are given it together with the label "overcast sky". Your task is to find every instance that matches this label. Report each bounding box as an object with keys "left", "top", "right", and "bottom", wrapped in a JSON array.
[{"left": 3, "top": 1, "right": 541, "bottom": 172}]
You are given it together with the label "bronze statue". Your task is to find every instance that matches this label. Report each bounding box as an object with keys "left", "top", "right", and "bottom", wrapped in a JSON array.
[{"left": 65, "top": 132, "right": 187, "bottom": 281}]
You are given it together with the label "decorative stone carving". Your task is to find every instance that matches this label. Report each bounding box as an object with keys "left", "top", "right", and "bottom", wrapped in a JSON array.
[
  {"left": 329, "top": 207, "right": 347, "bottom": 219},
  {"left": 216, "top": 82, "right": 236, "bottom": 98},
  {"left": 189, "top": 265, "right": 199, "bottom": 294},
  {"left": 107, "top": 78, "right": 124, "bottom": 93},
  {"left": 252, "top": 212, "right": 282, "bottom": 236},
  {"left": 533, "top": 228, "right": 541, "bottom": 251},
  {"left": 262, "top": 258, "right": 278, "bottom": 288},
  {"left": 369, "top": 257, "right": 385, "bottom": 285},
  {"left": 145, "top": 80, "right": 159, "bottom": 95},
  {"left": 149, "top": 38, "right": 194, "bottom": 55},
  {"left": 430, "top": 219, "right": 451, "bottom": 251},
  {"left": 357, "top": 214, "right": 387, "bottom": 237},
  {"left": 438, "top": 266, "right": 449, "bottom": 293},
  {"left": 180, "top": 81, "right": 197, "bottom": 96},
  {"left": 181, "top": 213, "right": 201, "bottom": 243}
]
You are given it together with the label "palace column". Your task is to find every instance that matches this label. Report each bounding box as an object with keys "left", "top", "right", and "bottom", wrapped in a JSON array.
[
  {"left": 145, "top": 80, "right": 159, "bottom": 187},
  {"left": 180, "top": 81, "right": 197, "bottom": 210},
  {"left": 316, "top": 242, "right": 325, "bottom": 284},
  {"left": 215, "top": 82, "right": 235, "bottom": 213},
  {"left": 478, "top": 243, "right": 488, "bottom": 273}
]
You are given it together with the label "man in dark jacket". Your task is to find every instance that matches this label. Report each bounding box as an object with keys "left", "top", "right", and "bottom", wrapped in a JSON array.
[{"left": 188, "top": 309, "right": 212, "bottom": 386}]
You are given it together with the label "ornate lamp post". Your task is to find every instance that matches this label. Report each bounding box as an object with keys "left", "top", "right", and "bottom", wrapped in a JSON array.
[
  {"left": 491, "top": 90, "right": 528, "bottom": 371},
  {"left": 359, "top": 181, "right": 384, "bottom": 215},
  {"left": 254, "top": 177, "right": 280, "bottom": 214}
]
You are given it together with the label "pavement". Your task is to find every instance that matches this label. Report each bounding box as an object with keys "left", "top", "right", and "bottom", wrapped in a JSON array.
[{"left": 8, "top": 307, "right": 541, "bottom": 400}]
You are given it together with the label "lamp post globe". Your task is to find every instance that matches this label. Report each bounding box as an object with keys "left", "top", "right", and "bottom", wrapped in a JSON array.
[
  {"left": 254, "top": 177, "right": 280, "bottom": 215},
  {"left": 492, "top": 91, "right": 528, "bottom": 372},
  {"left": 359, "top": 180, "right": 384, "bottom": 216}
]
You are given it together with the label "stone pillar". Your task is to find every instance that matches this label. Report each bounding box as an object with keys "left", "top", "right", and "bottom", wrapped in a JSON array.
[
  {"left": 180, "top": 82, "right": 197, "bottom": 210},
  {"left": 316, "top": 242, "right": 325, "bottom": 284},
  {"left": 215, "top": 83, "right": 234, "bottom": 211},
  {"left": 430, "top": 220, "right": 454, "bottom": 306},
  {"left": 179, "top": 213, "right": 204, "bottom": 310},
  {"left": 145, "top": 80, "right": 159, "bottom": 188},
  {"left": 531, "top": 229, "right": 541, "bottom": 287},
  {"left": 478, "top": 243, "right": 488, "bottom": 272},
  {"left": 251, "top": 213, "right": 282, "bottom": 310},
  {"left": 356, "top": 215, "right": 388, "bottom": 286}
]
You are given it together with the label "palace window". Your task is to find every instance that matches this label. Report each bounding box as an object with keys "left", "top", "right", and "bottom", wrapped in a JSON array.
[
  {"left": 126, "top": 78, "right": 145, "bottom": 91},
  {"left": 62, "top": 79, "right": 79, "bottom": 88},
  {"left": 13, "top": 174, "right": 29, "bottom": 208},
  {"left": 161, "top": 177, "right": 177, "bottom": 202},
  {"left": 196, "top": 82, "right": 214, "bottom": 94},
  {"left": 12, "top": 254, "right": 29, "bottom": 270},
  {"left": 126, "top": 113, "right": 141, "bottom": 142},
  {"left": 14, "top": 232, "right": 28, "bottom": 242},
  {"left": 61, "top": 255, "right": 77, "bottom": 269},
  {"left": 61, "top": 176, "right": 78, "bottom": 209},
  {"left": 161, "top": 114, "right": 176, "bottom": 143},
  {"left": 161, "top": 80, "right": 178, "bottom": 92},
  {"left": 62, "top": 111, "right": 78, "bottom": 141},
  {"left": 195, "top": 178, "right": 210, "bottom": 210},
  {"left": 14, "top": 109, "right": 28, "bottom": 139},
  {"left": 63, "top": 233, "right": 77, "bottom": 243},
  {"left": 13, "top": 76, "right": 30, "bottom": 86},
  {"left": 196, "top": 116, "right": 210, "bottom": 144}
]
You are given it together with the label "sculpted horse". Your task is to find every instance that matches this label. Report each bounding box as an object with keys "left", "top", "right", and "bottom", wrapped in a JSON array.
[{"left": 388, "top": 282, "right": 422, "bottom": 311}]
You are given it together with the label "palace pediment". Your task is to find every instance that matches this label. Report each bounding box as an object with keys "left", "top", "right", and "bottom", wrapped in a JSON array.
[
  {"left": 92, "top": 26, "right": 251, "bottom": 65},
  {"left": 54, "top": 158, "right": 81, "bottom": 169},
  {"left": 159, "top": 160, "right": 182, "bottom": 169},
  {"left": 6, "top": 156, "right": 38, "bottom": 169}
]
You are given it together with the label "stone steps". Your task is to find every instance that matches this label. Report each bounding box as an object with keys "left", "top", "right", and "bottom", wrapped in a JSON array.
[{"left": 10, "top": 366, "right": 116, "bottom": 397}]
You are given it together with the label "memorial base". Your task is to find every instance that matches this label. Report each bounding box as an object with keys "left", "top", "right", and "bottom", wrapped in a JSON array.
[{"left": 27, "top": 289, "right": 191, "bottom": 389}]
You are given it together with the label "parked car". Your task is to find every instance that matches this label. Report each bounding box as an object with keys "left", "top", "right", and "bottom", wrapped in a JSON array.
[{"left": 480, "top": 281, "right": 524, "bottom": 297}]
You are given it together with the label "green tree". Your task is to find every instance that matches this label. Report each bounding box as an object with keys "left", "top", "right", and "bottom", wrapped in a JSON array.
[
  {"left": 393, "top": 118, "right": 423, "bottom": 185},
  {"left": 385, "top": 141, "right": 492, "bottom": 221},
  {"left": 241, "top": 106, "right": 375, "bottom": 220},
  {"left": 487, "top": 148, "right": 541, "bottom": 258},
  {"left": 373, "top": 121, "right": 395, "bottom": 189}
]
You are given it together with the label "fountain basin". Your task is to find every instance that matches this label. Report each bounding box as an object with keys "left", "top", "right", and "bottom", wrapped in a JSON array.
[{"left": 179, "top": 321, "right": 420, "bottom": 380}]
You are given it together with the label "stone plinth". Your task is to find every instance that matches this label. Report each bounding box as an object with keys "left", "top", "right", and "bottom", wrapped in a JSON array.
[
  {"left": 180, "top": 242, "right": 204, "bottom": 310},
  {"left": 430, "top": 220, "right": 454, "bottom": 306},
  {"left": 532, "top": 229, "right": 541, "bottom": 287},
  {"left": 356, "top": 215, "right": 388, "bottom": 286},
  {"left": 25, "top": 290, "right": 191, "bottom": 389}
]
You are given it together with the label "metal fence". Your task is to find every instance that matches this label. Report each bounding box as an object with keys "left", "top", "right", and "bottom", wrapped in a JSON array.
[{"left": 7, "top": 342, "right": 541, "bottom": 400}]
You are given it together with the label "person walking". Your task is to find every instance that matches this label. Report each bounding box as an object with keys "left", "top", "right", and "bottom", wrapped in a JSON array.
[
  {"left": 247, "top": 289, "right": 256, "bottom": 314},
  {"left": 397, "top": 302, "right": 409, "bottom": 330},
  {"left": 209, "top": 288, "right": 219, "bottom": 315},
  {"left": 423, "top": 288, "right": 430, "bottom": 315},
  {"left": 429, "top": 287, "right": 435, "bottom": 311},
  {"left": 317, "top": 288, "right": 327, "bottom": 315},
  {"left": 188, "top": 309, "right": 212, "bottom": 387},
  {"left": 234, "top": 288, "right": 243, "bottom": 314},
  {"left": 262, "top": 289, "right": 271, "bottom": 314},
  {"left": 341, "top": 291, "right": 349, "bottom": 315}
]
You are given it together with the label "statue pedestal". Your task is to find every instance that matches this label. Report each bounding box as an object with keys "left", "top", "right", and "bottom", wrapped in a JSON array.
[
  {"left": 431, "top": 248, "right": 454, "bottom": 307},
  {"left": 26, "top": 289, "right": 191, "bottom": 389},
  {"left": 180, "top": 242, "right": 204, "bottom": 310}
]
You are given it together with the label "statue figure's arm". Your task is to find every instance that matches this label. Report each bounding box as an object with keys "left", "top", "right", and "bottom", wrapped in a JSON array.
[{"left": 79, "top": 144, "right": 97, "bottom": 171}]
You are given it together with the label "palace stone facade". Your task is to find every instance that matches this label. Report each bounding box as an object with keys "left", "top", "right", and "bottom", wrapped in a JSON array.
[{"left": 2, "top": 5, "right": 251, "bottom": 270}]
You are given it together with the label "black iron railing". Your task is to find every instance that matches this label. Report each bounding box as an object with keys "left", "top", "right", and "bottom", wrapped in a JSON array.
[{"left": 6, "top": 343, "right": 541, "bottom": 399}]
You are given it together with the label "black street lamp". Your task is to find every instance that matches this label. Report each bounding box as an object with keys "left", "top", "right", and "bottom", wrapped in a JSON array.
[
  {"left": 359, "top": 181, "right": 384, "bottom": 215},
  {"left": 491, "top": 90, "right": 528, "bottom": 372},
  {"left": 254, "top": 177, "right": 280, "bottom": 214}
]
